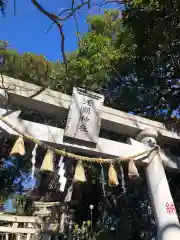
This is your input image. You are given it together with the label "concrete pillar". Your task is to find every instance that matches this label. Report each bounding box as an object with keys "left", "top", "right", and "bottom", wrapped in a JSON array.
[{"left": 136, "top": 129, "right": 180, "bottom": 240}]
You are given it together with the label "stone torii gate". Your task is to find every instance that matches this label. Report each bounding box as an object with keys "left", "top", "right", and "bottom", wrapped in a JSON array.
[{"left": 0, "top": 75, "right": 180, "bottom": 239}]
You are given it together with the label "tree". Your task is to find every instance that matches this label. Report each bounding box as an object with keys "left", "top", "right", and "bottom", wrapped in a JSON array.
[
  {"left": 119, "top": 0, "right": 180, "bottom": 120},
  {"left": 0, "top": 0, "right": 5, "bottom": 15}
]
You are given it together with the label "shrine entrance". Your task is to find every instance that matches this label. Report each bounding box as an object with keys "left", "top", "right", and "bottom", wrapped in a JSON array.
[{"left": 0, "top": 76, "right": 180, "bottom": 239}]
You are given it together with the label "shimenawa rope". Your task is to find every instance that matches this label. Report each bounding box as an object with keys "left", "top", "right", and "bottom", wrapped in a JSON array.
[{"left": 0, "top": 115, "right": 157, "bottom": 164}]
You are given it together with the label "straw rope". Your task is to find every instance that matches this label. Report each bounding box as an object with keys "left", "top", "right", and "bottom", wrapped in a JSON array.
[{"left": 0, "top": 115, "right": 157, "bottom": 164}]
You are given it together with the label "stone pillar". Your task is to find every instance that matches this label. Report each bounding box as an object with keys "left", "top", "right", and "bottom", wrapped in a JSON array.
[
  {"left": 136, "top": 129, "right": 180, "bottom": 240},
  {"left": 0, "top": 88, "right": 8, "bottom": 107}
]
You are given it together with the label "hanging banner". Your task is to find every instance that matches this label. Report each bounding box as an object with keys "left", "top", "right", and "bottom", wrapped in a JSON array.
[{"left": 64, "top": 87, "right": 104, "bottom": 144}]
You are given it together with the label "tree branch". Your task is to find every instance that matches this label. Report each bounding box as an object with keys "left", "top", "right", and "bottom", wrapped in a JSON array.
[
  {"left": 13, "top": 0, "right": 16, "bottom": 16},
  {"left": 133, "top": 89, "right": 164, "bottom": 114},
  {"left": 71, "top": 0, "right": 75, "bottom": 9},
  {"left": 31, "top": 0, "right": 67, "bottom": 71},
  {"left": 98, "top": 0, "right": 123, "bottom": 8},
  {"left": 57, "top": 0, "right": 91, "bottom": 21},
  {"left": 32, "top": 0, "right": 93, "bottom": 71},
  {"left": 47, "top": 0, "right": 91, "bottom": 34},
  {"left": 73, "top": 13, "right": 81, "bottom": 46}
]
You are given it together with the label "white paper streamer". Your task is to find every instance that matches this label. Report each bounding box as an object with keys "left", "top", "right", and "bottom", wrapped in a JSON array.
[
  {"left": 31, "top": 144, "right": 38, "bottom": 188},
  {"left": 58, "top": 156, "right": 67, "bottom": 192},
  {"left": 58, "top": 155, "right": 64, "bottom": 167}
]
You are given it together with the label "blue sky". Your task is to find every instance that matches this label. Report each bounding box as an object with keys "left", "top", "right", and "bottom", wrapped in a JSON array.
[
  {"left": 0, "top": 0, "right": 118, "bottom": 62},
  {"left": 0, "top": 0, "right": 89, "bottom": 61}
]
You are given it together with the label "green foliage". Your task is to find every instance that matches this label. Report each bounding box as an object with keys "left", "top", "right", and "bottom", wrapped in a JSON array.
[
  {"left": 0, "top": 40, "right": 8, "bottom": 51},
  {"left": 87, "top": 10, "right": 120, "bottom": 35},
  {"left": 120, "top": 0, "right": 180, "bottom": 122},
  {"left": 72, "top": 220, "right": 91, "bottom": 239},
  {"left": 0, "top": 155, "right": 31, "bottom": 200},
  {"left": 12, "top": 194, "right": 34, "bottom": 215}
]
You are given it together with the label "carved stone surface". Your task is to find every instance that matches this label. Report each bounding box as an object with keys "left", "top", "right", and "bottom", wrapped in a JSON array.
[{"left": 64, "top": 87, "right": 104, "bottom": 144}]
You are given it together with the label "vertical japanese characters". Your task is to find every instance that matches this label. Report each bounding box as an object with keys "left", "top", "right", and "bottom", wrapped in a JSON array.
[
  {"left": 165, "top": 202, "right": 176, "bottom": 215},
  {"left": 78, "top": 98, "right": 93, "bottom": 132}
]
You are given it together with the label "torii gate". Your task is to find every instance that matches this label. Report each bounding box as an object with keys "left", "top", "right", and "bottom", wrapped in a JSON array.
[{"left": 1, "top": 75, "right": 180, "bottom": 239}]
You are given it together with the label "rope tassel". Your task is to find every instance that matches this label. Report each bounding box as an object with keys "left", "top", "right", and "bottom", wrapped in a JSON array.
[
  {"left": 73, "top": 161, "right": 86, "bottom": 183},
  {"left": 108, "top": 164, "right": 119, "bottom": 187},
  {"left": 40, "top": 150, "right": 54, "bottom": 173},
  {"left": 128, "top": 159, "right": 139, "bottom": 180},
  {"left": 10, "top": 136, "right": 25, "bottom": 156}
]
